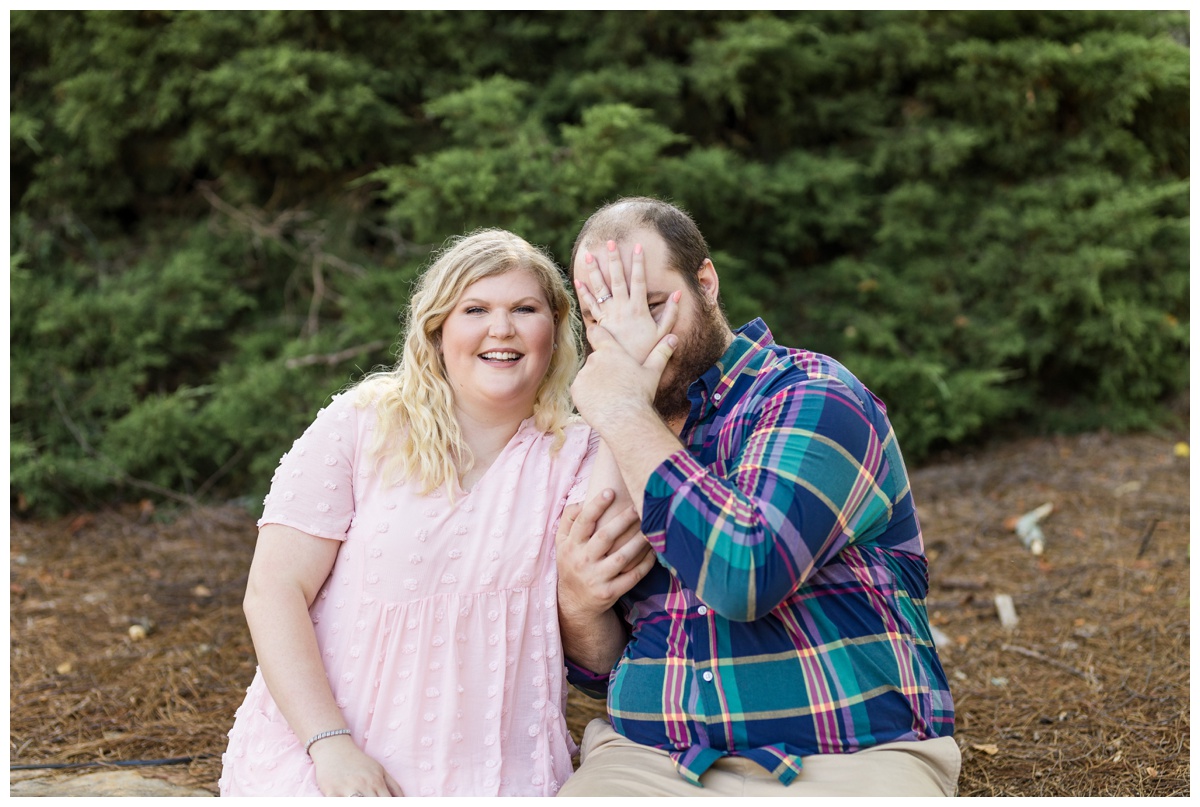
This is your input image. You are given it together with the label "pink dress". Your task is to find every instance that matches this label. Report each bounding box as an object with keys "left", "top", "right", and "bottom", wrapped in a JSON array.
[{"left": 219, "top": 393, "right": 597, "bottom": 797}]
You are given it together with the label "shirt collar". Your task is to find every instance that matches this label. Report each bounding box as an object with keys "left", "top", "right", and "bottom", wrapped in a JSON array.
[{"left": 690, "top": 318, "right": 774, "bottom": 413}]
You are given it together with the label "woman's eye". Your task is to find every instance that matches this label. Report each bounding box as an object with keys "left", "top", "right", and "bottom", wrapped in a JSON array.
[
  {"left": 516, "top": 305, "right": 536, "bottom": 314},
  {"left": 465, "top": 306, "right": 485, "bottom": 314}
]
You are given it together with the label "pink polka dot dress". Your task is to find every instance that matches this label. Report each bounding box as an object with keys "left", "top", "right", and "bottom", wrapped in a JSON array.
[{"left": 219, "top": 393, "right": 597, "bottom": 796}]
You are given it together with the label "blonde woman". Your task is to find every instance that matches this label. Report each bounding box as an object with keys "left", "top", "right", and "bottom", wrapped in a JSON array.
[{"left": 220, "top": 229, "right": 632, "bottom": 797}]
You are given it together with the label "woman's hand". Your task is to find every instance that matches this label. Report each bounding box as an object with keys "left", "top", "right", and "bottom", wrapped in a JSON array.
[
  {"left": 309, "top": 734, "right": 403, "bottom": 797},
  {"left": 576, "top": 240, "right": 680, "bottom": 363}
]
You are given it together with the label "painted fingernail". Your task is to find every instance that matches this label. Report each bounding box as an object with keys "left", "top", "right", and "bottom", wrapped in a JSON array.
[
  {"left": 607, "top": 240, "right": 616, "bottom": 251},
  {"left": 585, "top": 252, "right": 594, "bottom": 264},
  {"left": 634, "top": 244, "right": 642, "bottom": 255}
]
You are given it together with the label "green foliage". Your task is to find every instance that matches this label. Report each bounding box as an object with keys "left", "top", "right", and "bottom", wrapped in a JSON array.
[{"left": 10, "top": 10, "right": 1189, "bottom": 515}]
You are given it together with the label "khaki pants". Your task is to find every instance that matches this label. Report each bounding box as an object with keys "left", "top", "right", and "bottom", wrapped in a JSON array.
[{"left": 558, "top": 719, "right": 961, "bottom": 797}]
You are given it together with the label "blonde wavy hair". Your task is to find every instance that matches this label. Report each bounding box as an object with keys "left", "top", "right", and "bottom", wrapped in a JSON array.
[{"left": 352, "top": 229, "right": 582, "bottom": 495}]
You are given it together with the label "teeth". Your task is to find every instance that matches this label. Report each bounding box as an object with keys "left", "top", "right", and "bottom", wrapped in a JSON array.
[{"left": 481, "top": 351, "right": 521, "bottom": 361}]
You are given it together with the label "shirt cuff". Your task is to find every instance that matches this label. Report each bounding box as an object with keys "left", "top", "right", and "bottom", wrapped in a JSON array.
[{"left": 564, "top": 656, "right": 610, "bottom": 699}]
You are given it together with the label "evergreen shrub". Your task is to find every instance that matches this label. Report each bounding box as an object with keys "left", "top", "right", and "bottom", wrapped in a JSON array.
[{"left": 9, "top": 10, "right": 1189, "bottom": 515}]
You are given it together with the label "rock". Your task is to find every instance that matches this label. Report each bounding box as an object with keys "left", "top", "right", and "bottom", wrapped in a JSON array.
[{"left": 9, "top": 769, "right": 214, "bottom": 797}]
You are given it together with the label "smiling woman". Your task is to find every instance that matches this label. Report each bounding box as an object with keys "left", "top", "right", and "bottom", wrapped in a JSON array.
[
  {"left": 440, "top": 271, "right": 557, "bottom": 432},
  {"left": 218, "top": 230, "right": 603, "bottom": 797}
]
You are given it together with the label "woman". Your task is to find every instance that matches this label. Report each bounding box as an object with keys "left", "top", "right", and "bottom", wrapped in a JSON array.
[{"left": 219, "top": 229, "right": 597, "bottom": 797}]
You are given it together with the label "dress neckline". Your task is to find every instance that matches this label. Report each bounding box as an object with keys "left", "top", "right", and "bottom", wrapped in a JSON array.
[{"left": 455, "top": 415, "right": 539, "bottom": 497}]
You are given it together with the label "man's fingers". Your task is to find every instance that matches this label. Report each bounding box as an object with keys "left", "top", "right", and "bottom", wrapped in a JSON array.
[
  {"left": 585, "top": 321, "right": 616, "bottom": 350},
  {"left": 616, "top": 539, "right": 653, "bottom": 576},
  {"left": 555, "top": 502, "right": 581, "bottom": 543},
  {"left": 611, "top": 546, "right": 659, "bottom": 594},
  {"left": 558, "top": 491, "right": 613, "bottom": 547},
  {"left": 587, "top": 505, "right": 641, "bottom": 561},
  {"left": 385, "top": 772, "right": 404, "bottom": 796}
]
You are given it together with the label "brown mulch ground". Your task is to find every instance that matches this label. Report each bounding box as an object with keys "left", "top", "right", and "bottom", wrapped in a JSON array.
[{"left": 10, "top": 424, "right": 1190, "bottom": 796}]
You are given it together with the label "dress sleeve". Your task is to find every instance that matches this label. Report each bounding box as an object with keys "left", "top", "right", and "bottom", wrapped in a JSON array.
[
  {"left": 565, "top": 425, "right": 601, "bottom": 506},
  {"left": 257, "top": 393, "right": 360, "bottom": 541}
]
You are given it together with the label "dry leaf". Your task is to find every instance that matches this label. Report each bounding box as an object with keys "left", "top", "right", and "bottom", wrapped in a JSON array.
[
  {"left": 56, "top": 661, "right": 73, "bottom": 674},
  {"left": 68, "top": 514, "right": 94, "bottom": 534},
  {"left": 972, "top": 743, "right": 1000, "bottom": 755},
  {"left": 192, "top": 584, "right": 213, "bottom": 598}
]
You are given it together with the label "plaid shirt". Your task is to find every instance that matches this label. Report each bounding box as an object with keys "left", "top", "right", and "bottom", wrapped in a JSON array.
[{"left": 566, "top": 319, "right": 954, "bottom": 786}]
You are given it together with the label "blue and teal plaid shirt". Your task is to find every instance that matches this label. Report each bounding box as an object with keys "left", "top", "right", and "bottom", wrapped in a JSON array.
[{"left": 566, "top": 319, "right": 955, "bottom": 786}]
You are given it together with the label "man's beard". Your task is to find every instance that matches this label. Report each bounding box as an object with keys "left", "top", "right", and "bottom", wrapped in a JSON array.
[{"left": 653, "top": 300, "right": 730, "bottom": 422}]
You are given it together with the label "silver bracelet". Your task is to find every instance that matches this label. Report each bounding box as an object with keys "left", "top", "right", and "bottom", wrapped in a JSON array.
[{"left": 305, "top": 728, "right": 351, "bottom": 755}]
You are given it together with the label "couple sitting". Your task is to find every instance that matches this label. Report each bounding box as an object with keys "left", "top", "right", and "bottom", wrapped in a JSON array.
[{"left": 219, "top": 197, "right": 959, "bottom": 797}]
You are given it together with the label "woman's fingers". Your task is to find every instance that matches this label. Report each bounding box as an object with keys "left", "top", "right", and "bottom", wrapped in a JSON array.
[
  {"left": 605, "top": 240, "right": 629, "bottom": 298},
  {"left": 628, "top": 242, "right": 646, "bottom": 301},
  {"left": 656, "top": 289, "right": 681, "bottom": 339}
]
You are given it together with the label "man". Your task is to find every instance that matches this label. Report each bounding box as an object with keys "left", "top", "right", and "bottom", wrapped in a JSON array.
[{"left": 556, "top": 197, "right": 959, "bottom": 796}]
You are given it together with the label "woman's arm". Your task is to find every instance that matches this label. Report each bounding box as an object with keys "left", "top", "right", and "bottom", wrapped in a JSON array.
[{"left": 243, "top": 524, "right": 402, "bottom": 797}]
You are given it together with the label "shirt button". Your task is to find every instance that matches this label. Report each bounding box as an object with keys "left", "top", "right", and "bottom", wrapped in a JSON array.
[
  {"left": 702, "top": 671, "right": 714, "bottom": 682},
  {"left": 713, "top": 392, "right": 722, "bottom": 402},
  {"left": 697, "top": 606, "right": 708, "bottom": 616}
]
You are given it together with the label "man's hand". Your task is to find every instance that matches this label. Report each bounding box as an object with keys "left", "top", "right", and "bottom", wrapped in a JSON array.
[
  {"left": 576, "top": 240, "right": 680, "bottom": 362},
  {"left": 572, "top": 326, "right": 677, "bottom": 436},
  {"left": 556, "top": 490, "right": 656, "bottom": 620}
]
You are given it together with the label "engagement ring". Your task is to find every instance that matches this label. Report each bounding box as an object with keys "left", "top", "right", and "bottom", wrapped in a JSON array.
[{"left": 595, "top": 293, "right": 612, "bottom": 303}]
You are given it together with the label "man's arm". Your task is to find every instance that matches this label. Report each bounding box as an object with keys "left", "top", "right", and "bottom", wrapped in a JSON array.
[
  {"left": 555, "top": 492, "right": 653, "bottom": 679},
  {"left": 638, "top": 378, "right": 893, "bottom": 621}
]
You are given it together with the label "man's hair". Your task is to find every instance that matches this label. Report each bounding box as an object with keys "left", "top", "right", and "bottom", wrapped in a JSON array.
[{"left": 569, "top": 196, "right": 711, "bottom": 300}]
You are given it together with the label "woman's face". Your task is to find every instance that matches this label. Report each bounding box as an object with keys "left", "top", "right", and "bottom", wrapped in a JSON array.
[{"left": 439, "top": 269, "right": 556, "bottom": 419}]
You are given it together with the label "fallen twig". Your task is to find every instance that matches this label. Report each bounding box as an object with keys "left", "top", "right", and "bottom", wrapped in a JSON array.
[
  {"left": 1002, "top": 643, "right": 1099, "bottom": 686},
  {"left": 1135, "top": 519, "right": 1159, "bottom": 559},
  {"left": 938, "top": 576, "right": 989, "bottom": 590}
]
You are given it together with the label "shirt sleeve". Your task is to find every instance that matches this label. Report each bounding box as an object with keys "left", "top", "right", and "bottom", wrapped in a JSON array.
[
  {"left": 257, "top": 393, "right": 360, "bottom": 541},
  {"left": 563, "top": 656, "right": 611, "bottom": 699},
  {"left": 640, "top": 377, "right": 894, "bottom": 622},
  {"left": 565, "top": 425, "right": 601, "bottom": 506}
]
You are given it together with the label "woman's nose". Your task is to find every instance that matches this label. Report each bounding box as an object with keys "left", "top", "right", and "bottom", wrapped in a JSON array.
[{"left": 489, "top": 311, "right": 516, "bottom": 337}]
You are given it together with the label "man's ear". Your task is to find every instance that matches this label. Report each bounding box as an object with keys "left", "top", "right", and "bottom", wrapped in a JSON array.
[{"left": 696, "top": 259, "right": 719, "bottom": 306}]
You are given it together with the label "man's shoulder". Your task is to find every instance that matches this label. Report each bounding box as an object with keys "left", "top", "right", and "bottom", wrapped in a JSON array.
[{"left": 752, "top": 340, "right": 858, "bottom": 389}]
